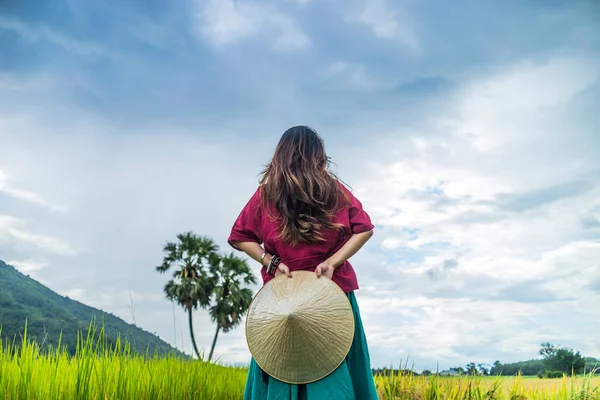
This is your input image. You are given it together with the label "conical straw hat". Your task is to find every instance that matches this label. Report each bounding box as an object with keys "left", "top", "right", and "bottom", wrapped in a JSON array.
[{"left": 245, "top": 270, "right": 355, "bottom": 384}]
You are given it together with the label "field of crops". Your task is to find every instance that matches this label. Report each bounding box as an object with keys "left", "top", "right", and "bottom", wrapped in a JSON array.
[
  {"left": 2, "top": 329, "right": 599, "bottom": 400},
  {"left": 376, "top": 372, "right": 600, "bottom": 399}
]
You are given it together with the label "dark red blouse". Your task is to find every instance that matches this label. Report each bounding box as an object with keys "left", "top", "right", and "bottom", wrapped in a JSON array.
[{"left": 227, "top": 183, "right": 374, "bottom": 293}]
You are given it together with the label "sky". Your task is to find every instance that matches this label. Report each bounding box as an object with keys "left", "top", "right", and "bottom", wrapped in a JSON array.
[{"left": 1, "top": 0, "right": 599, "bottom": 372}]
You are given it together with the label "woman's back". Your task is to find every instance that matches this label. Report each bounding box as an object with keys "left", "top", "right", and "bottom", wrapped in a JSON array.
[{"left": 228, "top": 180, "right": 374, "bottom": 292}]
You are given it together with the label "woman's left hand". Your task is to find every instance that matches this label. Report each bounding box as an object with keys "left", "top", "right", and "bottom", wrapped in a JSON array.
[{"left": 315, "top": 262, "right": 335, "bottom": 279}]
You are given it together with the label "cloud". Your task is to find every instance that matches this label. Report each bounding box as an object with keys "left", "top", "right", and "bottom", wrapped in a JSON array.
[
  {"left": 0, "top": 215, "right": 76, "bottom": 256},
  {"left": 455, "top": 57, "right": 599, "bottom": 153},
  {"left": 357, "top": 242, "right": 600, "bottom": 367},
  {"left": 355, "top": 0, "right": 418, "bottom": 49},
  {"left": 0, "top": 215, "right": 22, "bottom": 232},
  {"left": 5, "top": 258, "right": 49, "bottom": 274},
  {"left": 347, "top": 55, "right": 600, "bottom": 367},
  {"left": 322, "top": 60, "right": 397, "bottom": 92},
  {"left": 0, "top": 169, "right": 67, "bottom": 212},
  {"left": 582, "top": 206, "right": 600, "bottom": 229},
  {"left": 427, "top": 258, "right": 459, "bottom": 281},
  {"left": 484, "top": 179, "right": 596, "bottom": 213},
  {"left": 192, "top": 0, "right": 309, "bottom": 50},
  {"left": 0, "top": 16, "right": 116, "bottom": 59}
]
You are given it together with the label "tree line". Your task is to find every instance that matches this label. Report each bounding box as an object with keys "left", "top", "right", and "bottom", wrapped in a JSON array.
[
  {"left": 373, "top": 343, "right": 600, "bottom": 378},
  {"left": 438, "top": 343, "right": 599, "bottom": 378}
]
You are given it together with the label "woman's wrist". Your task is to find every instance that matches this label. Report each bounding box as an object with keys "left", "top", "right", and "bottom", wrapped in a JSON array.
[
  {"left": 258, "top": 248, "right": 272, "bottom": 267},
  {"left": 260, "top": 251, "right": 267, "bottom": 266},
  {"left": 266, "top": 255, "right": 282, "bottom": 275},
  {"left": 325, "top": 257, "right": 340, "bottom": 270}
]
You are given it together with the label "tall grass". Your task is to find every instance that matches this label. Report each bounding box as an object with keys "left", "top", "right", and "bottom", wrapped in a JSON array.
[
  {"left": 0, "top": 324, "right": 246, "bottom": 400},
  {"left": 2, "top": 324, "right": 599, "bottom": 399}
]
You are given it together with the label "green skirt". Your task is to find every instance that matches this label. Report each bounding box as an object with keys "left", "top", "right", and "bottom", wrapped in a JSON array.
[{"left": 243, "top": 292, "right": 379, "bottom": 400}]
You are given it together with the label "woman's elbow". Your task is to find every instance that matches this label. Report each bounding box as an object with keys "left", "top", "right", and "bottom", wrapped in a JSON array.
[{"left": 362, "top": 229, "right": 374, "bottom": 240}]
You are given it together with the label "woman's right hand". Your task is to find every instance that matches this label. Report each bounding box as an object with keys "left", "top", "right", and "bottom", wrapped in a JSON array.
[{"left": 275, "top": 262, "right": 292, "bottom": 278}]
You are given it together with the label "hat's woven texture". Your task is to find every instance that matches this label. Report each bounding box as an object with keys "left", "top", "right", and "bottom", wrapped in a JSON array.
[{"left": 245, "top": 270, "right": 355, "bottom": 384}]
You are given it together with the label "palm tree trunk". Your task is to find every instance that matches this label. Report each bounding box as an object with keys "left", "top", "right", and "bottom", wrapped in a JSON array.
[
  {"left": 188, "top": 307, "right": 201, "bottom": 359},
  {"left": 208, "top": 324, "right": 220, "bottom": 362}
]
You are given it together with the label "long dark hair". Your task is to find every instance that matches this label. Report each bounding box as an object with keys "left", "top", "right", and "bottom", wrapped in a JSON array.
[{"left": 259, "top": 126, "right": 350, "bottom": 246}]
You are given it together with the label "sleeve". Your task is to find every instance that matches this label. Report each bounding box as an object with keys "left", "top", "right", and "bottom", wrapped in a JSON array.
[
  {"left": 227, "top": 188, "right": 263, "bottom": 251},
  {"left": 347, "top": 189, "right": 375, "bottom": 234}
]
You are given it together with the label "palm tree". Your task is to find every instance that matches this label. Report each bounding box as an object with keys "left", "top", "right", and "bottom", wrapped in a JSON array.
[
  {"left": 156, "top": 232, "right": 218, "bottom": 359},
  {"left": 207, "top": 252, "right": 257, "bottom": 362}
]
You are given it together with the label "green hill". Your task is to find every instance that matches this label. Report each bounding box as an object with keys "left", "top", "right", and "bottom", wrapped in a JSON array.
[{"left": 0, "top": 259, "right": 186, "bottom": 357}]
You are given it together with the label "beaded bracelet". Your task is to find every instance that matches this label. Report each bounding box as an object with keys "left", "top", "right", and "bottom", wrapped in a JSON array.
[
  {"left": 267, "top": 256, "right": 277, "bottom": 275},
  {"left": 267, "top": 255, "right": 281, "bottom": 276}
]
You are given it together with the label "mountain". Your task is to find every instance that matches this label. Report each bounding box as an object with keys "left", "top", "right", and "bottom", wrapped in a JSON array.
[{"left": 0, "top": 259, "right": 186, "bottom": 357}]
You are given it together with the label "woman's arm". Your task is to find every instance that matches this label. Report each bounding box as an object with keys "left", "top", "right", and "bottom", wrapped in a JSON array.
[
  {"left": 315, "top": 229, "right": 374, "bottom": 278},
  {"left": 231, "top": 241, "right": 292, "bottom": 277}
]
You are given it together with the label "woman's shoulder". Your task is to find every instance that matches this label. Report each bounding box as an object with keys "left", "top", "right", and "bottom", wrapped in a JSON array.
[
  {"left": 335, "top": 179, "right": 357, "bottom": 199},
  {"left": 332, "top": 180, "right": 358, "bottom": 213},
  {"left": 249, "top": 185, "right": 264, "bottom": 203},
  {"left": 336, "top": 180, "right": 351, "bottom": 194},
  {"left": 250, "top": 184, "right": 273, "bottom": 213}
]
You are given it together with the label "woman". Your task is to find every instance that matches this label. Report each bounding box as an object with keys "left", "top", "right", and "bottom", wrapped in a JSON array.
[{"left": 228, "top": 126, "right": 379, "bottom": 400}]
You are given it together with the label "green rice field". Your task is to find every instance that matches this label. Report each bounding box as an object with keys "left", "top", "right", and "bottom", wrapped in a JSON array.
[{"left": 1, "top": 327, "right": 599, "bottom": 400}]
